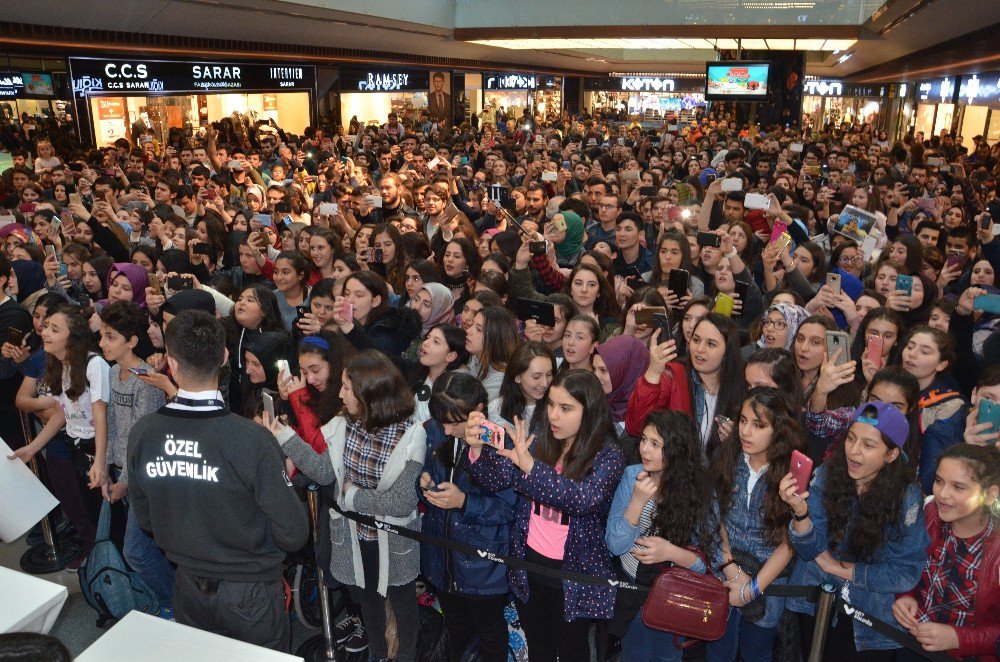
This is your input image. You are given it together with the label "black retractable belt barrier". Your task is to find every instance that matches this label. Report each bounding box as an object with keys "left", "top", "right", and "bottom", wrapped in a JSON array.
[{"left": 331, "top": 507, "right": 966, "bottom": 661}]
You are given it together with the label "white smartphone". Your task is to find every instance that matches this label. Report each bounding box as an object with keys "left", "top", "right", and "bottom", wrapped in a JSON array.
[
  {"left": 541, "top": 171, "right": 558, "bottom": 182},
  {"left": 276, "top": 359, "right": 290, "bottom": 378},
  {"left": 744, "top": 193, "right": 772, "bottom": 210},
  {"left": 721, "top": 177, "right": 743, "bottom": 192},
  {"left": 318, "top": 203, "right": 338, "bottom": 216},
  {"left": 427, "top": 157, "right": 441, "bottom": 170},
  {"left": 262, "top": 392, "right": 275, "bottom": 421},
  {"left": 790, "top": 142, "right": 804, "bottom": 153},
  {"left": 366, "top": 195, "right": 383, "bottom": 208}
]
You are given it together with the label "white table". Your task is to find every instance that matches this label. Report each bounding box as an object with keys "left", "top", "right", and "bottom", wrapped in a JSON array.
[
  {"left": 0, "top": 565, "right": 69, "bottom": 634},
  {"left": 76, "top": 611, "right": 303, "bottom": 661}
]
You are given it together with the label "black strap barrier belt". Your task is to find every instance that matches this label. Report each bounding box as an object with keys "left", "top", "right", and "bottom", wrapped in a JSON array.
[{"left": 331, "top": 507, "right": 964, "bottom": 662}]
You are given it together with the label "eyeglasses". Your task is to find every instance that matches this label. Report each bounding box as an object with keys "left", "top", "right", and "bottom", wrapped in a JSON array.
[
  {"left": 838, "top": 255, "right": 860, "bottom": 265},
  {"left": 762, "top": 319, "right": 788, "bottom": 330},
  {"left": 597, "top": 203, "right": 619, "bottom": 210}
]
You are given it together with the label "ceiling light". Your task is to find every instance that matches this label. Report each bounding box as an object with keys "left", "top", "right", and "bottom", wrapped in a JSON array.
[
  {"left": 766, "top": 39, "right": 797, "bottom": 50},
  {"left": 837, "top": 52, "right": 854, "bottom": 63},
  {"left": 468, "top": 37, "right": 854, "bottom": 52}
]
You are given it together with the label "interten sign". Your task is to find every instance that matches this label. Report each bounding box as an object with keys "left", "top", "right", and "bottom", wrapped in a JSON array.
[{"left": 485, "top": 74, "right": 537, "bottom": 90}]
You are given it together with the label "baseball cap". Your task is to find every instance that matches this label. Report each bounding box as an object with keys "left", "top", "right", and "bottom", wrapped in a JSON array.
[{"left": 851, "top": 402, "right": 909, "bottom": 455}]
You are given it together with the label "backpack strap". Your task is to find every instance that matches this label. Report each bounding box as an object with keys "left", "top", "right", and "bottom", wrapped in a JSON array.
[{"left": 96, "top": 498, "right": 113, "bottom": 542}]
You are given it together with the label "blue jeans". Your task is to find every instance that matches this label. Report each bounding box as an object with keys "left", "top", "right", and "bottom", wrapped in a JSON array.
[
  {"left": 705, "top": 606, "right": 777, "bottom": 662},
  {"left": 621, "top": 612, "right": 684, "bottom": 662},
  {"left": 124, "top": 506, "right": 175, "bottom": 608}
]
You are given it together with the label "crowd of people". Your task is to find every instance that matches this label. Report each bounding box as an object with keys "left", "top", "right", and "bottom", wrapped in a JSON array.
[{"left": 0, "top": 103, "right": 999, "bottom": 662}]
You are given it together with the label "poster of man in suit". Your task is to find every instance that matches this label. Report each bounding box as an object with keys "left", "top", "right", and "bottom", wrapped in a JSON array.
[{"left": 428, "top": 71, "right": 451, "bottom": 123}]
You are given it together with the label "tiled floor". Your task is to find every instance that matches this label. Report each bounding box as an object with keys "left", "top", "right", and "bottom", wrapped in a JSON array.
[{"left": 2, "top": 528, "right": 325, "bottom": 658}]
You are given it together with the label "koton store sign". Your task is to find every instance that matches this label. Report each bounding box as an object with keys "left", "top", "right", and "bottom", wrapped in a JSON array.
[
  {"left": 620, "top": 77, "right": 676, "bottom": 92},
  {"left": 803, "top": 80, "right": 844, "bottom": 96}
]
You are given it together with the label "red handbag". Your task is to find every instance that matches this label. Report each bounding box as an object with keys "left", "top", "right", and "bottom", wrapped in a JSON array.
[{"left": 640, "top": 553, "right": 729, "bottom": 646}]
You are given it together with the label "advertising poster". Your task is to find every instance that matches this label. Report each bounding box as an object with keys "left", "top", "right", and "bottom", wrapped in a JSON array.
[{"left": 707, "top": 63, "right": 769, "bottom": 98}]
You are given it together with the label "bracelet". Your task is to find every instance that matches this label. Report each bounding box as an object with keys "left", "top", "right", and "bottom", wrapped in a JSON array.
[
  {"left": 724, "top": 568, "right": 744, "bottom": 586},
  {"left": 739, "top": 581, "right": 751, "bottom": 604},
  {"left": 751, "top": 577, "right": 761, "bottom": 601},
  {"left": 717, "top": 559, "right": 737, "bottom": 574}
]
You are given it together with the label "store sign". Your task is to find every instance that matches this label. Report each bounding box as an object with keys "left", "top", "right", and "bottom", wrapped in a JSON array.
[
  {"left": 263, "top": 94, "right": 278, "bottom": 111},
  {"left": 96, "top": 98, "right": 125, "bottom": 120},
  {"left": 959, "top": 72, "right": 1000, "bottom": 104},
  {"left": 916, "top": 77, "right": 955, "bottom": 103},
  {"left": 0, "top": 73, "right": 23, "bottom": 98},
  {"left": 620, "top": 77, "right": 675, "bottom": 92},
  {"left": 340, "top": 69, "right": 428, "bottom": 93},
  {"left": 803, "top": 80, "right": 844, "bottom": 96},
  {"left": 68, "top": 57, "right": 316, "bottom": 98},
  {"left": 485, "top": 74, "right": 536, "bottom": 90}
]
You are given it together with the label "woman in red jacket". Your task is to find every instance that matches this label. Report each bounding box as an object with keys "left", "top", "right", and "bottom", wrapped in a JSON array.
[
  {"left": 892, "top": 443, "right": 1000, "bottom": 661},
  {"left": 277, "top": 332, "right": 356, "bottom": 472}
]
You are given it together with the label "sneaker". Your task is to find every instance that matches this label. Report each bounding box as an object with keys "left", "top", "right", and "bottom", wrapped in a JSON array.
[
  {"left": 334, "top": 615, "right": 356, "bottom": 644},
  {"left": 64, "top": 553, "right": 87, "bottom": 572},
  {"left": 342, "top": 619, "right": 368, "bottom": 653}
]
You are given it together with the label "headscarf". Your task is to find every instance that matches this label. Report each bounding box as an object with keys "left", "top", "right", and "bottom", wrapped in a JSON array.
[
  {"left": 243, "top": 331, "right": 294, "bottom": 391},
  {"left": 0, "top": 223, "right": 38, "bottom": 246},
  {"left": 554, "top": 211, "right": 585, "bottom": 262},
  {"left": 416, "top": 283, "right": 455, "bottom": 335},
  {"left": 11, "top": 259, "right": 46, "bottom": 304},
  {"left": 901, "top": 274, "right": 938, "bottom": 327},
  {"left": 758, "top": 303, "right": 810, "bottom": 349},
  {"left": 595, "top": 335, "right": 650, "bottom": 422},
  {"left": 162, "top": 289, "right": 216, "bottom": 317},
  {"left": 106, "top": 262, "right": 150, "bottom": 308},
  {"left": 673, "top": 182, "right": 698, "bottom": 206}
]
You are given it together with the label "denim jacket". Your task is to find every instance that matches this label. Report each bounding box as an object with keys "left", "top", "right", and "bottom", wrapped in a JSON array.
[
  {"left": 786, "top": 465, "right": 930, "bottom": 651},
  {"left": 717, "top": 455, "right": 790, "bottom": 628}
]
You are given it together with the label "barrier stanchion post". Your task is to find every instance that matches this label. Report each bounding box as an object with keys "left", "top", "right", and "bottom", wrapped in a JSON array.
[
  {"left": 807, "top": 582, "right": 838, "bottom": 662},
  {"left": 18, "top": 411, "right": 82, "bottom": 574},
  {"left": 306, "top": 486, "right": 338, "bottom": 661}
]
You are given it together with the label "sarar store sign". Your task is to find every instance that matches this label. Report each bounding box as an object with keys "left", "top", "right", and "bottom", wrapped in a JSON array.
[{"left": 68, "top": 57, "right": 316, "bottom": 98}]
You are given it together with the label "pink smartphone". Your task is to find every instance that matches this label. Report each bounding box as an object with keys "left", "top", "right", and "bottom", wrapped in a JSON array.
[
  {"left": 480, "top": 420, "right": 506, "bottom": 449},
  {"left": 769, "top": 220, "right": 788, "bottom": 244},
  {"left": 790, "top": 450, "right": 813, "bottom": 494},
  {"left": 866, "top": 335, "right": 884, "bottom": 370}
]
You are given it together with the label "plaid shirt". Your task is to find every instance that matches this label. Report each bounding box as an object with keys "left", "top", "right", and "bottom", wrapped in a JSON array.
[
  {"left": 343, "top": 416, "right": 412, "bottom": 541},
  {"left": 918, "top": 520, "right": 994, "bottom": 627}
]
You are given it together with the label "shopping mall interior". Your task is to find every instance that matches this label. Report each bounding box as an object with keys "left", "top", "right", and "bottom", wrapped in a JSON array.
[{"left": 1, "top": 0, "right": 1000, "bottom": 660}]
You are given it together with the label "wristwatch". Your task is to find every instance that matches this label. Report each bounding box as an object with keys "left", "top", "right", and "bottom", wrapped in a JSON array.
[
  {"left": 725, "top": 248, "right": 738, "bottom": 259},
  {"left": 793, "top": 508, "right": 810, "bottom": 522}
]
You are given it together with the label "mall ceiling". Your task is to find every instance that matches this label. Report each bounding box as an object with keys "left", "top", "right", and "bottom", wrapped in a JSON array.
[{"left": 0, "top": 0, "right": 998, "bottom": 80}]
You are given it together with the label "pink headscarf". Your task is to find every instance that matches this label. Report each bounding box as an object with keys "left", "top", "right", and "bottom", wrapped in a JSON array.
[
  {"left": 595, "top": 335, "right": 650, "bottom": 422},
  {"left": 105, "top": 262, "right": 150, "bottom": 308}
]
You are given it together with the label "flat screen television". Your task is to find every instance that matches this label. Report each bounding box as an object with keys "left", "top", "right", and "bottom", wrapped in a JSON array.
[
  {"left": 20, "top": 72, "right": 54, "bottom": 97},
  {"left": 705, "top": 61, "right": 770, "bottom": 101}
]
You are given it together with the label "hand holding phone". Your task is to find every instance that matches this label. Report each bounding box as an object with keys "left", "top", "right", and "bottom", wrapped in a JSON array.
[
  {"left": 480, "top": 420, "right": 506, "bottom": 449},
  {"left": 790, "top": 450, "right": 814, "bottom": 494}
]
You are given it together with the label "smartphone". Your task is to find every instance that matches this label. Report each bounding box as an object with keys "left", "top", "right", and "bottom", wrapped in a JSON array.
[
  {"left": 422, "top": 483, "right": 444, "bottom": 492},
  {"left": 6, "top": 327, "right": 25, "bottom": 346},
  {"left": 927, "top": 157, "right": 943, "bottom": 167},
  {"left": 541, "top": 171, "right": 558, "bottom": 182},
  {"left": 977, "top": 398, "right": 1000, "bottom": 437},
  {"left": 973, "top": 294, "right": 1000, "bottom": 315},
  {"left": 705, "top": 173, "right": 717, "bottom": 184},
  {"left": 639, "top": 186, "right": 658, "bottom": 197},
  {"left": 427, "top": 157, "right": 441, "bottom": 170},
  {"left": 720, "top": 177, "right": 742, "bottom": 192},
  {"left": 621, "top": 170, "right": 641, "bottom": 182},
  {"left": 276, "top": 359, "right": 290, "bottom": 378},
  {"left": 769, "top": 220, "right": 788, "bottom": 245},
  {"left": 790, "top": 450, "right": 814, "bottom": 494},
  {"left": 227, "top": 160, "right": 242, "bottom": 170},
  {"left": 714, "top": 293, "right": 734, "bottom": 317},
  {"left": 319, "top": 202, "right": 338, "bottom": 216},
  {"left": 341, "top": 300, "right": 354, "bottom": 321},
  {"left": 274, "top": 201, "right": 292, "bottom": 214},
  {"left": 528, "top": 240, "right": 547, "bottom": 255},
  {"left": 480, "top": 420, "right": 506, "bottom": 449},
  {"left": 790, "top": 142, "right": 804, "bottom": 153},
  {"left": 939, "top": 164, "right": 951, "bottom": 173},
  {"left": 68, "top": 193, "right": 82, "bottom": 206},
  {"left": 488, "top": 184, "right": 510, "bottom": 205},
  {"left": 945, "top": 251, "right": 966, "bottom": 271},
  {"left": 744, "top": 193, "right": 771, "bottom": 210},
  {"left": 635, "top": 306, "right": 667, "bottom": 326},
  {"left": 149, "top": 273, "right": 162, "bottom": 296},
  {"left": 60, "top": 210, "right": 75, "bottom": 225},
  {"left": 866, "top": 334, "right": 884, "bottom": 370},
  {"left": 167, "top": 275, "right": 193, "bottom": 291},
  {"left": 980, "top": 213, "right": 993, "bottom": 231},
  {"left": 68, "top": 162, "right": 85, "bottom": 172},
  {"left": 44, "top": 244, "right": 57, "bottom": 261},
  {"left": 895, "top": 274, "right": 913, "bottom": 296},
  {"left": 192, "top": 243, "right": 213, "bottom": 256},
  {"left": 253, "top": 213, "right": 273, "bottom": 228},
  {"left": 366, "top": 195, "right": 383, "bottom": 209},
  {"left": 651, "top": 312, "right": 672, "bottom": 342},
  {"left": 127, "top": 367, "right": 150, "bottom": 376},
  {"left": 825, "top": 330, "right": 851, "bottom": 365},
  {"left": 263, "top": 392, "right": 275, "bottom": 421},
  {"left": 104, "top": 169, "right": 116, "bottom": 177},
  {"left": 826, "top": 272, "right": 842, "bottom": 296},
  {"left": 516, "top": 298, "right": 556, "bottom": 327},
  {"left": 697, "top": 231, "right": 722, "bottom": 248},
  {"left": 17, "top": 203, "right": 36, "bottom": 214},
  {"left": 667, "top": 269, "right": 689, "bottom": 298},
  {"left": 732, "top": 281, "right": 749, "bottom": 318}
]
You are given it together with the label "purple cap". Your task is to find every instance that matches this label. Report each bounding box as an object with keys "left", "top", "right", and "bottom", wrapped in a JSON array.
[{"left": 851, "top": 401, "right": 909, "bottom": 452}]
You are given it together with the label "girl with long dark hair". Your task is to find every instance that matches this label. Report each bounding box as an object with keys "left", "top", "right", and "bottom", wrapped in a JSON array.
[
  {"left": 491, "top": 341, "right": 556, "bottom": 429},
  {"left": 331, "top": 271, "right": 422, "bottom": 359},
  {"left": 223, "top": 283, "right": 284, "bottom": 413},
  {"left": 463, "top": 370, "right": 625, "bottom": 662},
  {"left": 420, "top": 372, "right": 516, "bottom": 662},
  {"left": 410, "top": 324, "right": 469, "bottom": 423},
  {"left": 606, "top": 410, "right": 719, "bottom": 660},
  {"left": 781, "top": 401, "right": 929, "bottom": 658},
  {"left": 464, "top": 306, "right": 519, "bottom": 400},
  {"left": 267, "top": 350, "right": 424, "bottom": 662},
  {"left": 370, "top": 223, "right": 408, "bottom": 295},
  {"left": 710, "top": 388, "right": 805, "bottom": 660}
]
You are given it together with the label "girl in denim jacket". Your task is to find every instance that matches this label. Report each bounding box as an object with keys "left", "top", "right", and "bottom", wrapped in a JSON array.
[
  {"left": 605, "top": 410, "right": 719, "bottom": 661},
  {"left": 780, "top": 401, "right": 929, "bottom": 659},
  {"left": 709, "top": 387, "right": 806, "bottom": 661}
]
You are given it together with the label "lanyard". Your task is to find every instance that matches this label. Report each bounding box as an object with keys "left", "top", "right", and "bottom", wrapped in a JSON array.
[{"left": 173, "top": 396, "right": 226, "bottom": 409}]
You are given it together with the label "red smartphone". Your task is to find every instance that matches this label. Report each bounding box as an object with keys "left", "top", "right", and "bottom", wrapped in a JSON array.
[
  {"left": 790, "top": 450, "right": 814, "bottom": 495},
  {"left": 866, "top": 335, "right": 884, "bottom": 370}
]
